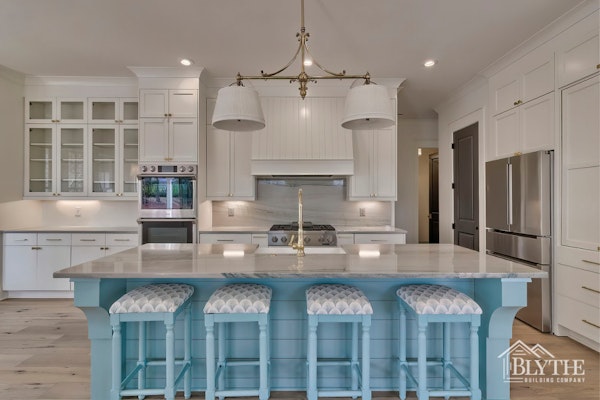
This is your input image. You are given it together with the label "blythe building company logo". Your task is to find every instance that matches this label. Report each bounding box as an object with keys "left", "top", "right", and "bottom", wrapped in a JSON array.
[{"left": 498, "top": 340, "right": 586, "bottom": 384}]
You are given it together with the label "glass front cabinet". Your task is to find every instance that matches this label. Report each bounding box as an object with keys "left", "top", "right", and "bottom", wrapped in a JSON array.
[
  {"left": 26, "top": 124, "right": 87, "bottom": 197},
  {"left": 24, "top": 97, "right": 138, "bottom": 199},
  {"left": 90, "top": 125, "right": 139, "bottom": 198}
]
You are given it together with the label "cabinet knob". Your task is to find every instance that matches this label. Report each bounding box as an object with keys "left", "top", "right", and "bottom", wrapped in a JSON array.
[
  {"left": 513, "top": 100, "right": 522, "bottom": 106},
  {"left": 596, "top": 64, "right": 600, "bottom": 70}
]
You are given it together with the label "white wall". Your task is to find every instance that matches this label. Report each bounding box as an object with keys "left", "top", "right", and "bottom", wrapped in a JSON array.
[{"left": 395, "top": 119, "right": 438, "bottom": 243}]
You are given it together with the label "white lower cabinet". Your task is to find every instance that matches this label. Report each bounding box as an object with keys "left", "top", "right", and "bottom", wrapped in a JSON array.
[
  {"left": 336, "top": 233, "right": 355, "bottom": 245},
  {"left": 555, "top": 245, "right": 600, "bottom": 349},
  {"left": 353, "top": 233, "right": 406, "bottom": 244},
  {"left": 3, "top": 233, "right": 71, "bottom": 291},
  {"left": 2, "top": 231, "right": 138, "bottom": 296},
  {"left": 71, "top": 233, "right": 139, "bottom": 265}
]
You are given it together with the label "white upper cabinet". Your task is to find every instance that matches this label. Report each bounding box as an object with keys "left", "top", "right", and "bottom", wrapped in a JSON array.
[
  {"left": 487, "top": 44, "right": 555, "bottom": 160},
  {"left": 139, "top": 89, "right": 198, "bottom": 162},
  {"left": 26, "top": 98, "right": 87, "bottom": 124},
  {"left": 489, "top": 44, "right": 554, "bottom": 116},
  {"left": 556, "top": 10, "right": 599, "bottom": 88},
  {"left": 139, "top": 89, "right": 197, "bottom": 118},
  {"left": 206, "top": 126, "right": 254, "bottom": 200},
  {"left": 348, "top": 129, "right": 397, "bottom": 201},
  {"left": 561, "top": 75, "right": 599, "bottom": 252},
  {"left": 88, "top": 98, "right": 138, "bottom": 124}
]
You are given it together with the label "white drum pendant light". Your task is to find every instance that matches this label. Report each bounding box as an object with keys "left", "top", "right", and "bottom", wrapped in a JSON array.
[
  {"left": 341, "top": 84, "right": 395, "bottom": 130},
  {"left": 212, "top": 85, "right": 265, "bottom": 131}
]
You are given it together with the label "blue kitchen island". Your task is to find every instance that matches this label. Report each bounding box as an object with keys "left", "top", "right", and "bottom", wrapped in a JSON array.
[{"left": 54, "top": 243, "right": 546, "bottom": 400}]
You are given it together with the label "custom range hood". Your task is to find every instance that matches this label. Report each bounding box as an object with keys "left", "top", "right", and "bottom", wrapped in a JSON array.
[{"left": 250, "top": 97, "right": 355, "bottom": 176}]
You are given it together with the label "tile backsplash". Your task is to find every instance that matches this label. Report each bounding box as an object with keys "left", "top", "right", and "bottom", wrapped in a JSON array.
[{"left": 212, "top": 178, "right": 392, "bottom": 227}]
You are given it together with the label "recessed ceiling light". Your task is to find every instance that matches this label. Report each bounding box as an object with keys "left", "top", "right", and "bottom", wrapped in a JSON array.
[
  {"left": 424, "top": 59, "right": 436, "bottom": 68},
  {"left": 180, "top": 58, "right": 194, "bottom": 66}
]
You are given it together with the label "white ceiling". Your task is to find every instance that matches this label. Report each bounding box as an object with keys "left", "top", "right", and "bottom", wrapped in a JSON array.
[{"left": 0, "top": 0, "right": 583, "bottom": 118}]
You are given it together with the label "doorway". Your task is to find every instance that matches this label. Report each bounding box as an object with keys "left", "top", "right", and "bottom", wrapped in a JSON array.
[
  {"left": 418, "top": 148, "right": 439, "bottom": 243},
  {"left": 453, "top": 123, "right": 479, "bottom": 250}
]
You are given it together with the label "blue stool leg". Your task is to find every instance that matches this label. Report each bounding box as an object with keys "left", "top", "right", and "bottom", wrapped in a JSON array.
[
  {"left": 398, "top": 305, "right": 407, "bottom": 400},
  {"left": 205, "top": 315, "right": 216, "bottom": 400},
  {"left": 443, "top": 322, "right": 451, "bottom": 400},
  {"left": 471, "top": 318, "right": 482, "bottom": 400},
  {"left": 351, "top": 321, "right": 359, "bottom": 396},
  {"left": 307, "top": 316, "right": 318, "bottom": 400},
  {"left": 138, "top": 322, "right": 146, "bottom": 400},
  {"left": 111, "top": 320, "right": 122, "bottom": 400},
  {"left": 417, "top": 318, "right": 429, "bottom": 400},
  {"left": 184, "top": 304, "right": 192, "bottom": 400},
  {"left": 259, "top": 314, "right": 269, "bottom": 400},
  {"left": 165, "top": 320, "right": 175, "bottom": 400},
  {"left": 362, "top": 316, "right": 372, "bottom": 400},
  {"left": 218, "top": 322, "right": 226, "bottom": 398}
]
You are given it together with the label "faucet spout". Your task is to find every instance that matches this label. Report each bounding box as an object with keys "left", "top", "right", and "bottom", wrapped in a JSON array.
[{"left": 290, "top": 188, "right": 305, "bottom": 256}]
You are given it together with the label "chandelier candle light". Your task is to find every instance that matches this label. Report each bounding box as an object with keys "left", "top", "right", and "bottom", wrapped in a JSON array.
[{"left": 212, "top": 0, "right": 396, "bottom": 132}]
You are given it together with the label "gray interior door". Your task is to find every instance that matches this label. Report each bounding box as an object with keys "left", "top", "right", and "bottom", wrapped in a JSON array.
[
  {"left": 429, "top": 153, "right": 439, "bottom": 243},
  {"left": 453, "top": 123, "right": 479, "bottom": 250}
]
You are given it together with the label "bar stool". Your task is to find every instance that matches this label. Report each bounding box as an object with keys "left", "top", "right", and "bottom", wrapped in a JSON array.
[
  {"left": 396, "top": 284, "right": 482, "bottom": 400},
  {"left": 306, "top": 284, "right": 373, "bottom": 400},
  {"left": 204, "top": 283, "right": 272, "bottom": 400},
  {"left": 109, "top": 283, "right": 194, "bottom": 400}
]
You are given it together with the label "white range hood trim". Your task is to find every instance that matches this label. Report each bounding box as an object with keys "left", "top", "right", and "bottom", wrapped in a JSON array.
[{"left": 251, "top": 159, "right": 354, "bottom": 176}]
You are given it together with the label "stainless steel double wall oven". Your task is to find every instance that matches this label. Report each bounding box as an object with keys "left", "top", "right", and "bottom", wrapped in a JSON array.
[{"left": 138, "top": 164, "right": 197, "bottom": 244}]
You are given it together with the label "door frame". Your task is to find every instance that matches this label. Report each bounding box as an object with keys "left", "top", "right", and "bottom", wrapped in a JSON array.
[{"left": 443, "top": 108, "right": 486, "bottom": 251}]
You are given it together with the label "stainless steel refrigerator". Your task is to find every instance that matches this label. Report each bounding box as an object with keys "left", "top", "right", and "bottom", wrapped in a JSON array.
[{"left": 485, "top": 150, "right": 552, "bottom": 332}]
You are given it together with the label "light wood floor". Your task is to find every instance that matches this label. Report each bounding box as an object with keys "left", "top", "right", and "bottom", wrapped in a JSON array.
[{"left": 0, "top": 299, "right": 598, "bottom": 399}]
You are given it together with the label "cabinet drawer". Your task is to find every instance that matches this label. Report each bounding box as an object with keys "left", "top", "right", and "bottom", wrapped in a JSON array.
[
  {"left": 556, "top": 264, "right": 600, "bottom": 308},
  {"left": 106, "top": 233, "right": 139, "bottom": 247},
  {"left": 4, "top": 233, "right": 37, "bottom": 245},
  {"left": 556, "top": 294, "right": 600, "bottom": 344},
  {"left": 198, "top": 233, "right": 252, "bottom": 244},
  {"left": 72, "top": 233, "right": 106, "bottom": 246},
  {"left": 38, "top": 233, "right": 71, "bottom": 246},
  {"left": 337, "top": 233, "right": 355, "bottom": 245},
  {"left": 557, "top": 245, "right": 600, "bottom": 273},
  {"left": 354, "top": 233, "right": 406, "bottom": 244},
  {"left": 250, "top": 233, "right": 269, "bottom": 247}
]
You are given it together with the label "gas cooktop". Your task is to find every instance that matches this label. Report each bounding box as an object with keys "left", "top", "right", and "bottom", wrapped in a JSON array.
[{"left": 268, "top": 222, "right": 337, "bottom": 246}]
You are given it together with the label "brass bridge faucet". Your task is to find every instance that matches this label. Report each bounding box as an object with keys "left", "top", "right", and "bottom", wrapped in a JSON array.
[{"left": 289, "top": 188, "right": 305, "bottom": 256}]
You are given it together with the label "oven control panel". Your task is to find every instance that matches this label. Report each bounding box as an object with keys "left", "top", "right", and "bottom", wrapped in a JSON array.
[{"left": 139, "top": 164, "right": 196, "bottom": 175}]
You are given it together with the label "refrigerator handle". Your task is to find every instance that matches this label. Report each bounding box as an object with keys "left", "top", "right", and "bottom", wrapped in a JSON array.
[{"left": 507, "top": 162, "right": 513, "bottom": 226}]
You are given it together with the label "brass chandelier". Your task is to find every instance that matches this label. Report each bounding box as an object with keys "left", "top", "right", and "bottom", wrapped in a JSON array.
[{"left": 212, "top": 0, "right": 395, "bottom": 132}]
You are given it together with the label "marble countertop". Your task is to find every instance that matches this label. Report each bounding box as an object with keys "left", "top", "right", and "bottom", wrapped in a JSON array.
[
  {"left": 3, "top": 226, "right": 139, "bottom": 233},
  {"left": 199, "top": 226, "right": 407, "bottom": 234},
  {"left": 55, "top": 243, "right": 546, "bottom": 279}
]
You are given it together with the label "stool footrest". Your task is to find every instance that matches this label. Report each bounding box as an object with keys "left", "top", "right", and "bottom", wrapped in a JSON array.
[
  {"left": 222, "top": 359, "right": 261, "bottom": 367},
  {"left": 121, "top": 388, "right": 165, "bottom": 396},
  {"left": 317, "top": 389, "right": 363, "bottom": 397},
  {"left": 316, "top": 358, "right": 354, "bottom": 367},
  {"left": 215, "top": 389, "right": 260, "bottom": 397},
  {"left": 429, "top": 389, "right": 474, "bottom": 397}
]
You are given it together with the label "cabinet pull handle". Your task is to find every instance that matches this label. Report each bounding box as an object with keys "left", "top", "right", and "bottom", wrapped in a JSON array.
[
  {"left": 113, "top": 239, "right": 131, "bottom": 242},
  {"left": 31, "top": 246, "right": 42, "bottom": 250},
  {"left": 597, "top": 64, "right": 600, "bottom": 70},
  {"left": 581, "top": 286, "right": 600, "bottom": 294},
  {"left": 45, "top": 238, "right": 62, "bottom": 242},
  {"left": 369, "top": 239, "right": 388, "bottom": 242},
  {"left": 582, "top": 319, "right": 600, "bottom": 329},
  {"left": 513, "top": 99, "right": 522, "bottom": 106},
  {"left": 252, "top": 235, "right": 267, "bottom": 238},
  {"left": 80, "top": 239, "right": 97, "bottom": 242},
  {"left": 14, "top": 239, "right": 29, "bottom": 242},
  {"left": 217, "top": 239, "right": 234, "bottom": 242},
  {"left": 582, "top": 259, "right": 600, "bottom": 266}
]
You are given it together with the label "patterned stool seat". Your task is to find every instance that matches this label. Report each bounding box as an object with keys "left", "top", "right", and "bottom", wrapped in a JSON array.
[
  {"left": 110, "top": 283, "right": 194, "bottom": 400},
  {"left": 305, "top": 284, "right": 373, "bottom": 400},
  {"left": 204, "top": 283, "right": 272, "bottom": 400},
  {"left": 110, "top": 283, "right": 194, "bottom": 314},
  {"left": 306, "top": 284, "right": 373, "bottom": 315},
  {"left": 396, "top": 284, "right": 481, "bottom": 400},
  {"left": 396, "top": 284, "right": 482, "bottom": 315},
  {"left": 204, "top": 283, "right": 272, "bottom": 314}
]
